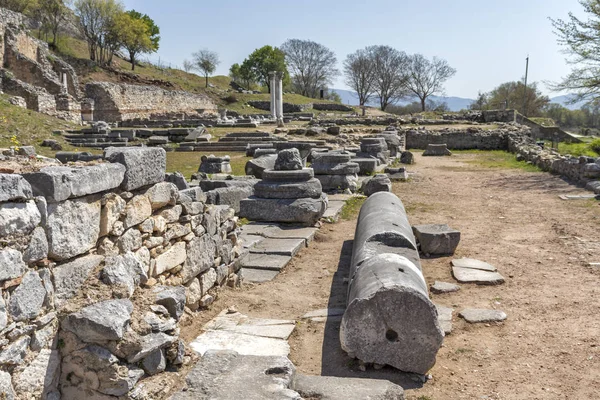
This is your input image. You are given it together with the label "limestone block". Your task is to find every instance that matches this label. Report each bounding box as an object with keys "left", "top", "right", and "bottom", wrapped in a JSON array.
[
  {"left": 239, "top": 194, "right": 327, "bottom": 226},
  {"left": 413, "top": 224, "right": 461, "bottom": 255},
  {"left": 145, "top": 182, "right": 179, "bottom": 210},
  {"left": 254, "top": 178, "right": 323, "bottom": 199},
  {"left": 154, "top": 286, "right": 186, "bottom": 321},
  {"left": 117, "top": 228, "right": 143, "bottom": 253},
  {"left": 142, "top": 349, "right": 166, "bottom": 375},
  {"left": 160, "top": 205, "right": 182, "bottom": 224},
  {"left": 62, "top": 299, "right": 133, "bottom": 342},
  {"left": 0, "top": 248, "right": 27, "bottom": 282},
  {"left": 8, "top": 271, "right": 46, "bottom": 321},
  {"left": 0, "top": 336, "right": 30, "bottom": 366},
  {"left": 53, "top": 255, "right": 104, "bottom": 307},
  {"left": 100, "top": 193, "right": 126, "bottom": 237},
  {"left": 23, "top": 226, "right": 48, "bottom": 264},
  {"left": 105, "top": 147, "right": 167, "bottom": 191},
  {"left": 316, "top": 174, "right": 359, "bottom": 192},
  {"left": 292, "top": 374, "right": 405, "bottom": 400},
  {"left": 185, "top": 278, "right": 203, "bottom": 309},
  {"left": 46, "top": 196, "right": 101, "bottom": 261},
  {"left": 23, "top": 164, "right": 125, "bottom": 202},
  {"left": 262, "top": 168, "right": 314, "bottom": 182},
  {"left": 13, "top": 349, "right": 60, "bottom": 398},
  {"left": 361, "top": 174, "right": 392, "bottom": 196},
  {"left": 123, "top": 195, "right": 152, "bottom": 229},
  {"left": 245, "top": 155, "right": 277, "bottom": 179},
  {"left": 0, "top": 173, "right": 33, "bottom": 202},
  {"left": 422, "top": 143, "right": 452, "bottom": 156},
  {"left": 154, "top": 241, "right": 186, "bottom": 276},
  {"left": 182, "top": 235, "right": 216, "bottom": 283},
  {"left": 312, "top": 162, "right": 360, "bottom": 175},
  {"left": 275, "top": 148, "right": 303, "bottom": 171},
  {"left": 0, "top": 371, "right": 15, "bottom": 399},
  {"left": 0, "top": 200, "right": 41, "bottom": 238},
  {"left": 102, "top": 252, "right": 148, "bottom": 297},
  {"left": 200, "top": 268, "right": 218, "bottom": 294}
]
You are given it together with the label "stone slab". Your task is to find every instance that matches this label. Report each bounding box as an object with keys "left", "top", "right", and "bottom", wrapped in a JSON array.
[
  {"left": 452, "top": 267, "right": 505, "bottom": 285},
  {"left": 203, "top": 310, "right": 295, "bottom": 340},
  {"left": 263, "top": 226, "right": 318, "bottom": 244},
  {"left": 189, "top": 330, "right": 290, "bottom": 357},
  {"left": 459, "top": 308, "right": 507, "bottom": 323},
  {"left": 413, "top": 224, "right": 461, "bottom": 255},
  {"left": 241, "top": 268, "right": 280, "bottom": 283},
  {"left": 241, "top": 253, "right": 291, "bottom": 271},
  {"left": 292, "top": 374, "right": 404, "bottom": 400},
  {"left": 435, "top": 304, "right": 453, "bottom": 335},
  {"left": 239, "top": 222, "right": 279, "bottom": 236},
  {"left": 322, "top": 200, "right": 346, "bottom": 222},
  {"left": 239, "top": 234, "right": 265, "bottom": 249},
  {"left": 302, "top": 308, "right": 346, "bottom": 319},
  {"left": 451, "top": 258, "right": 497, "bottom": 272},
  {"left": 249, "top": 238, "right": 305, "bottom": 257},
  {"left": 430, "top": 281, "right": 460, "bottom": 294}
]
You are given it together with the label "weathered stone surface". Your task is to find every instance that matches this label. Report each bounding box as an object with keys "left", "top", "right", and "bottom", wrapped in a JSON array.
[
  {"left": 413, "top": 224, "right": 461, "bottom": 255},
  {"left": 182, "top": 235, "right": 216, "bottom": 283},
  {"left": 199, "top": 155, "right": 233, "bottom": 174},
  {"left": 430, "top": 281, "right": 461, "bottom": 294},
  {"left": 0, "top": 174, "right": 33, "bottom": 202},
  {"left": 62, "top": 299, "right": 133, "bottom": 342},
  {"left": 452, "top": 267, "right": 505, "bottom": 285},
  {"left": 275, "top": 148, "right": 303, "bottom": 171},
  {"left": 423, "top": 143, "right": 452, "bottom": 156},
  {"left": 46, "top": 196, "right": 101, "bottom": 261},
  {"left": 154, "top": 241, "right": 186, "bottom": 276},
  {"left": 106, "top": 147, "right": 167, "bottom": 190},
  {"left": 160, "top": 205, "right": 182, "bottom": 224},
  {"left": 180, "top": 187, "right": 207, "bottom": 203},
  {"left": 9, "top": 271, "right": 46, "bottom": 321},
  {"left": 316, "top": 174, "right": 359, "bottom": 192},
  {"left": 102, "top": 252, "right": 147, "bottom": 297},
  {"left": 31, "top": 321, "right": 57, "bottom": 351},
  {"left": 254, "top": 178, "right": 323, "bottom": 199},
  {"left": 0, "top": 201, "right": 41, "bottom": 237},
  {"left": 241, "top": 268, "right": 280, "bottom": 283},
  {"left": 23, "top": 164, "right": 126, "bottom": 202},
  {"left": 171, "top": 350, "right": 299, "bottom": 400},
  {"left": 292, "top": 374, "right": 405, "bottom": 400},
  {"left": 13, "top": 349, "right": 60, "bottom": 398},
  {"left": 203, "top": 310, "right": 296, "bottom": 341},
  {"left": 123, "top": 195, "right": 152, "bottom": 229},
  {"left": 142, "top": 349, "right": 166, "bottom": 375},
  {"left": 239, "top": 195, "right": 328, "bottom": 225},
  {"left": 205, "top": 186, "right": 254, "bottom": 213},
  {"left": 185, "top": 278, "right": 203, "bottom": 308},
  {"left": 312, "top": 162, "right": 360, "bottom": 175},
  {"left": 0, "top": 249, "right": 27, "bottom": 282},
  {"left": 400, "top": 151, "right": 414, "bottom": 164},
  {"left": 200, "top": 268, "right": 217, "bottom": 293},
  {"left": 154, "top": 286, "right": 186, "bottom": 320},
  {"left": 0, "top": 371, "right": 15, "bottom": 400},
  {"left": 262, "top": 168, "right": 314, "bottom": 182},
  {"left": 0, "top": 336, "right": 30, "bottom": 366},
  {"left": 361, "top": 174, "right": 392, "bottom": 196},
  {"left": 165, "top": 171, "right": 189, "bottom": 190},
  {"left": 459, "top": 308, "right": 507, "bottom": 323},
  {"left": 241, "top": 254, "right": 291, "bottom": 271},
  {"left": 116, "top": 228, "right": 143, "bottom": 253},
  {"left": 145, "top": 182, "right": 179, "bottom": 210},
  {"left": 100, "top": 193, "right": 126, "bottom": 237},
  {"left": 435, "top": 304, "right": 453, "bottom": 335},
  {"left": 451, "top": 258, "right": 497, "bottom": 271},
  {"left": 0, "top": 292, "right": 6, "bottom": 331},
  {"left": 312, "top": 153, "right": 352, "bottom": 164},
  {"left": 144, "top": 312, "right": 177, "bottom": 333},
  {"left": 245, "top": 154, "right": 277, "bottom": 178},
  {"left": 250, "top": 238, "right": 305, "bottom": 257},
  {"left": 22, "top": 226, "right": 48, "bottom": 264},
  {"left": 53, "top": 255, "right": 104, "bottom": 306},
  {"left": 127, "top": 332, "right": 177, "bottom": 363}
]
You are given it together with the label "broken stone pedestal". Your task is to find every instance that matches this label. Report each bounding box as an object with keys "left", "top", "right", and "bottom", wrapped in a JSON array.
[
  {"left": 423, "top": 144, "right": 452, "bottom": 156},
  {"left": 311, "top": 153, "right": 359, "bottom": 193},
  {"left": 361, "top": 174, "right": 392, "bottom": 196},
  {"left": 240, "top": 149, "right": 327, "bottom": 225},
  {"left": 358, "top": 137, "right": 389, "bottom": 164},
  {"left": 199, "top": 155, "right": 232, "bottom": 174},
  {"left": 413, "top": 224, "right": 460, "bottom": 255}
]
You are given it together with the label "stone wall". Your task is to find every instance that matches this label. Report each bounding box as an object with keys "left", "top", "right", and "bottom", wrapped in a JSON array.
[
  {"left": 405, "top": 127, "right": 527, "bottom": 150},
  {"left": 0, "top": 148, "right": 243, "bottom": 398},
  {"left": 515, "top": 114, "right": 581, "bottom": 143},
  {"left": 247, "top": 100, "right": 310, "bottom": 113},
  {"left": 312, "top": 103, "right": 354, "bottom": 112},
  {"left": 482, "top": 109, "right": 517, "bottom": 123},
  {"left": 0, "top": 70, "right": 57, "bottom": 114},
  {"left": 86, "top": 82, "right": 218, "bottom": 122}
]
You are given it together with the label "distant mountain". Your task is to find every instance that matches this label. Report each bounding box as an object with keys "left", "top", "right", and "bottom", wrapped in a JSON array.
[
  {"left": 333, "top": 89, "right": 473, "bottom": 112},
  {"left": 549, "top": 94, "right": 587, "bottom": 110}
]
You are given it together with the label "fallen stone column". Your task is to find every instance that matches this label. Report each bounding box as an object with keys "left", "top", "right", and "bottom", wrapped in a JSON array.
[{"left": 340, "top": 192, "right": 443, "bottom": 374}]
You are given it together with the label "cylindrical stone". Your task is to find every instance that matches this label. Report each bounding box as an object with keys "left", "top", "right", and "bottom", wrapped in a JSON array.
[{"left": 340, "top": 192, "right": 443, "bottom": 374}]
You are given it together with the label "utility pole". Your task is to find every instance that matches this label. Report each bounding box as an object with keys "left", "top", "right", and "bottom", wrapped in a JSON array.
[{"left": 522, "top": 55, "right": 529, "bottom": 117}]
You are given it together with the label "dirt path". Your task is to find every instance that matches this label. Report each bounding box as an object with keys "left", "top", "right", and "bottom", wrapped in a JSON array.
[{"left": 179, "top": 152, "right": 600, "bottom": 399}]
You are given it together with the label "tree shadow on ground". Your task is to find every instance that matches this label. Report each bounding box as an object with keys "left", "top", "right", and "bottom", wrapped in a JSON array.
[{"left": 319, "top": 239, "right": 423, "bottom": 389}]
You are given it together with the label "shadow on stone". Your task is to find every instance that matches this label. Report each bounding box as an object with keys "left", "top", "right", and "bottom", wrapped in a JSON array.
[{"left": 320, "top": 240, "right": 421, "bottom": 390}]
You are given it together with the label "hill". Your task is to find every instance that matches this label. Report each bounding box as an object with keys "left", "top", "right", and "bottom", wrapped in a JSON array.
[{"left": 333, "top": 89, "right": 474, "bottom": 112}]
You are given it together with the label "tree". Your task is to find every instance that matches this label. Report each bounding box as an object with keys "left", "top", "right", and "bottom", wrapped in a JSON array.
[
  {"left": 74, "top": 0, "right": 123, "bottom": 64},
  {"left": 550, "top": 1, "right": 600, "bottom": 101},
  {"left": 486, "top": 81, "right": 550, "bottom": 116},
  {"left": 470, "top": 91, "right": 488, "bottom": 110},
  {"left": 37, "top": 0, "right": 71, "bottom": 47},
  {"left": 238, "top": 62, "right": 256, "bottom": 90},
  {"left": 116, "top": 10, "right": 160, "bottom": 70},
  {"left": 280, "top": 39, "right": 339, "bottom": 98},
  {"left": 0, "top": 0, "right": 35, "bottom": 13},
  {"left": 182, "top": 59, "right": 194, "bottom": 73},
  {"left": 229, "top": 63, "right": 241, "bottom": 82},
  {"left": 344, "top": 48, "right": 376, "bottom": 114},
  {"left": 404, "top": 54, "right": 456, "bottom": 111},
  {"left": 241, "top": 45, "right": 288, "bottom": 92},
  {"left": 192, "top": 49, "right": 220, "bottom": 88},
  {"left": 369, "top": 45, "right": 410, "bottom": 111}
]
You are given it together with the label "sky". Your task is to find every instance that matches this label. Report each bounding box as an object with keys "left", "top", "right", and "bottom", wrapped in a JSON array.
[{"left": 120, "top": 0, "right": 584, "bottom": 99}]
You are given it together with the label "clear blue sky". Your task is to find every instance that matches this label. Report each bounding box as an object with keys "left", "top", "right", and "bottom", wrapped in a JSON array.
[{"left": 121, "top": 0, "right": 583, "bottom": 99}]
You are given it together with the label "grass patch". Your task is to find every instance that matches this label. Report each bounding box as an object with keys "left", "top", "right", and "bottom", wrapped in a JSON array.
[
  {"left": 455, "top": 347, "right": 474, "bottom": 354},
  {"left": 340, "top": 196, "right": 366, "bottom": 220},
  {"left": 548, "top": 140, "right": 600, "bottom": 158},
  {"left": 528, "top": 117, "right": 556, "bottom": 127},
  {"left": 0, "top": 94, "right": 77, "bottom": 156},
  {"left": 453, "top": 150, "right": 542, "bottom": 172},
  {"left": 166, "top": 151, "right": 250, "bottom": 180}
]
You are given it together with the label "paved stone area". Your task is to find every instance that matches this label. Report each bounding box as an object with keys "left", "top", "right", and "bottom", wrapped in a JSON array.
[
  {"left": 241, "top": 254, "right": 292, "bottom": 271},
  {"left": 249, "top": 237, "right": 306, "bottom": 257}
]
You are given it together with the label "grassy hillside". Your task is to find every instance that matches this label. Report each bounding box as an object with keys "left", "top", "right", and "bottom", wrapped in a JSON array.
[{"left": 45, "top": 33, "right": 346, "bottom": 115}]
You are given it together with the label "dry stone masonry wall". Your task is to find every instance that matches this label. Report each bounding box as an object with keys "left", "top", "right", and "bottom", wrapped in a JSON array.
[{"left": 0, "top": 147, "right": 243, "bottom": 399}]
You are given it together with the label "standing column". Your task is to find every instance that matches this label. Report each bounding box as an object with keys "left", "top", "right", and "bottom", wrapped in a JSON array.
[
  {"left": 269, "top": 72, "right": 276, "bottom": 119},
  {"left": 276, "top": 72, "right": 284, "bottom": 127}
]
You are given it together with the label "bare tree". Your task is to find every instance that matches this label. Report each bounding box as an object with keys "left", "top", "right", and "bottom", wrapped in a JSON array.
[
  {"left": 405, "top": 54, "right": 456, "bottom": 111},
  {"left": 369, "top": 45, "right": 410, "bottom": 111},
  {"left": 38, "top": 0, "right": 72, "bottom": 47},
  {"left": 182, "top": 59, "right": 194, "bottom": 73},
  {"left": 344, "top": 48, "right": 375, "bottom": 115},
  {"left": 281, "top": 38, "right": 339, "bottom": 98},
  {"left": 74, "top": 0, "right": 123, "bottom": 64},
  {"left": 192, "top": 49, "right": 220, "bottom": 88}
]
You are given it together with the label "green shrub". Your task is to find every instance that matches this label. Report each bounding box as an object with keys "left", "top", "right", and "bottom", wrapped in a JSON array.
[
  {"left": 223, "top": 94, "right": 238, "bottom": 104},
  {"left": 589, "top": 138, "right": 600, "bottom": 154}
]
